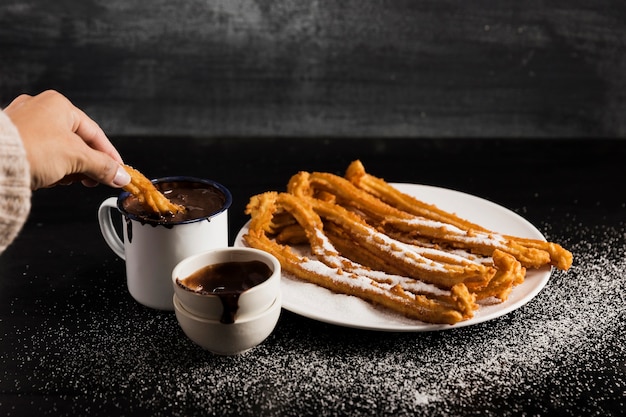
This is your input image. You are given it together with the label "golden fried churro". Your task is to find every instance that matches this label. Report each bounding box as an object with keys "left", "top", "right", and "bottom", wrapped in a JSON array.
[
  {"left": 289, "top": 167, "right": 562, "bottom": 271},
  {"left": 241, "top": 160, "right": 572, "bottom": 325},
  {"left": 244, "top": 192, "right": 477, "bottom": 324},
  {"left": 308, "top": 197, "right": 495, "bottom": 288},
  {"left": 346, "top": 160, "right": 573, "bottom": 271},
  {"left": 345, "top": 160, "right": 487, "bottom": 231},
  {"left": 471, "top": 250, "right": 525, "bottom": 301},
  {"left": 288, "top": 171, "right": 409, "bottom": 224},
  {"left": 122, "top": 165, "right": 185, "bottom": 216},
  {"left": 380, "top": 216, "right": 551, "bottom": 270}
]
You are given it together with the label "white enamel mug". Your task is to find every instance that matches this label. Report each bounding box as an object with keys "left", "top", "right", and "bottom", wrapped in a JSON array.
[{"left": 98, "top": 177, "right": 232, "bottom": 310}]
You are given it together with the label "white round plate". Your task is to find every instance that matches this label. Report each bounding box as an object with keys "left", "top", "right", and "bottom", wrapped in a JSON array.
[{"left": 234, "top": 183, "right": 551, "bottom": 332}]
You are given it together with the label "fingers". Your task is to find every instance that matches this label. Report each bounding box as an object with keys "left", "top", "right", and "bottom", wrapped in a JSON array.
[
  {"left": 5, "top": 89, "right": 130, "bottom": 189},
  {"left": 13, "top": 89, "right": 124, "bottom": 166},
  {"left": 70, "top": 106, "right": 124, "bottom": 164},
  {"left": 75, "top": 144, "right": 131, "bottom": 188},
  {"left": 63, "top": 96, "right": 128, "bottom": 186}
]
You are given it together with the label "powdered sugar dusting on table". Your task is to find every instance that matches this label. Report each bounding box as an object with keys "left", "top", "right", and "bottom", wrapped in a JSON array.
[
  {"left": 2, "top": 221, "right": 624, "bottom": 416},
  {"left": 3, "top": 181, "right": 624, "bottom": 415}
]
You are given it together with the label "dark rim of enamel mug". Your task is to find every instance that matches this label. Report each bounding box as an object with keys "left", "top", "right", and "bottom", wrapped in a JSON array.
[{"left": 116, "top": 176, "right": 233, "bottom": 225}]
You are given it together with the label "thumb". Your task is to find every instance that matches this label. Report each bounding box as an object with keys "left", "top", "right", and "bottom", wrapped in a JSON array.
[{"left": 79, "top": 150, "right": 131, "bottom": 188}]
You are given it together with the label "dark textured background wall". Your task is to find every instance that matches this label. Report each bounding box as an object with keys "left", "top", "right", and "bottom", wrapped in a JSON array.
[{"left": 0, "top": 0, "right": 624, "bottom": 138}]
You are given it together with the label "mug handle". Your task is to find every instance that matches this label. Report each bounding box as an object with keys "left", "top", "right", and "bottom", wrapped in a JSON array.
[{"left": 98, "top": 197, "right": 126, "bottom": 260}]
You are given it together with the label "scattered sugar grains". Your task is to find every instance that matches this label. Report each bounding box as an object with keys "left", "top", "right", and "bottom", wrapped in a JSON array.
[{"left": 6, "top": 223, "right": 626, "bottom": 416}]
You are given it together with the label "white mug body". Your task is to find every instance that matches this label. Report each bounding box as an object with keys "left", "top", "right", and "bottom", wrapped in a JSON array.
[{"left": 98, "top": 177, "right": 231, "bottom": 310}]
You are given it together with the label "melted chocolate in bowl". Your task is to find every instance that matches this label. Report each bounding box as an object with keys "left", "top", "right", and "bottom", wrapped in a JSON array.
[
  {"left": 122, "top": 180, "right": 228, "bottom": 224},
  {"left": 176, "top": 261, "right": 273, "bottom": 324}
]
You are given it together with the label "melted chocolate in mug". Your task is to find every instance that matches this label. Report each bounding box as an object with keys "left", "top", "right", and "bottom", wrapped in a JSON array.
[
  {"left": 121, "top": 180, "right": 227, "bottom": 241},
  {"left": 176, "top": 260, "right": 273, "bottom": 324}
]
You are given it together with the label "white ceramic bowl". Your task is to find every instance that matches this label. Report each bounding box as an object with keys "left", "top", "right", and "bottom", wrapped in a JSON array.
[
  {"left": 173, "top": 292, "right": 281, "bottom": 355},
  {"left": 172, "top": 247, "right": 281, "bottom": 322}
]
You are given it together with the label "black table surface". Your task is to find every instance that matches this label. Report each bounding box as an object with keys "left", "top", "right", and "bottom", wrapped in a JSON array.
[{"left": 1, "top": 137, "right": 624, "bottom": 417}]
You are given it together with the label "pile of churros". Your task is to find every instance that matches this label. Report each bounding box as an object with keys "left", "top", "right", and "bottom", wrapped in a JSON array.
[
  {"left": 122, "top": 165, "right": 185, "bottom": 216},
  {"left": 242, "top": 160, "right": 572, "bottom": 325}
]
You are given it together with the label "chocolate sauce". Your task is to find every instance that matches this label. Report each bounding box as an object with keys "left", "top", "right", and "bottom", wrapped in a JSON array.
[
  {"left": 176, "top": 261, "right": 273, "bottom": 324},
  {"left": 122, "top": 180, "right": 226, "bottom": 224}
]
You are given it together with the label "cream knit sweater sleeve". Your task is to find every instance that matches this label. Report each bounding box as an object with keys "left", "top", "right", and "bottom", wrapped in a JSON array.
[{"left": 0, "top": 110, "right": 31, "bottom": 253}]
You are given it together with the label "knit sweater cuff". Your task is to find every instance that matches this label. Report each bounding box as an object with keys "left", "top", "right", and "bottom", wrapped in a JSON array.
[{"left": 0, "top": 110, "right": 32, "bottom": 253}]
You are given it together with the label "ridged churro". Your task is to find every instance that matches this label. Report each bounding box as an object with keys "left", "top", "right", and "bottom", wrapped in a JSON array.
[
  {"left": 122, "top": 165, "right": 185, "bottom": 216},
  {"left": 242, "top": 161, "right": 573, "bottom": 325},
  {"left": 244, "top": 192, "right": 477, "bottom": 324},
  {"left": 345, "top": 160, "right": 573, "bottom": 271}
]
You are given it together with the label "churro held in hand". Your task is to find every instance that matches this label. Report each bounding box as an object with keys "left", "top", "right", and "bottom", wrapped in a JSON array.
[{"left": 122, "top": 165, "right": 185, "bottom": 217}]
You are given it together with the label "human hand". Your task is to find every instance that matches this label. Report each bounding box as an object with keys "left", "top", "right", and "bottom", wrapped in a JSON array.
[{"left": 3, "top": 90, "right": 131, "bottom": 190}]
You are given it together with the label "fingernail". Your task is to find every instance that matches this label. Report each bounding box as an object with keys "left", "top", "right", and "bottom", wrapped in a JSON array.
[{"left": 112, "top": 166, "right": 131, "bottom": 187}]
